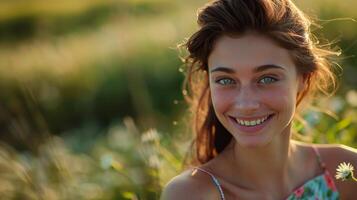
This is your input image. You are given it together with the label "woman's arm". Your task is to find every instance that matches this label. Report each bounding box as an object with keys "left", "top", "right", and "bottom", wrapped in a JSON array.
[
  {"left": 160, "top": 176, "right": 196, "bottom": 200},
  {"left": 320, "top": 144, "right": 357, "bottom": 199}
]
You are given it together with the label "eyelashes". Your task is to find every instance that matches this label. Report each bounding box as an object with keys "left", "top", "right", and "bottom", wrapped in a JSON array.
[
  {"left": 258, "top": 76, "right": 278, "bottom": 84},
  {"left": 214, "top": 76, "right": 279, "bottom": 86},
  {"left": 215, "top": 78, "right": 236, "bottom": 85}
]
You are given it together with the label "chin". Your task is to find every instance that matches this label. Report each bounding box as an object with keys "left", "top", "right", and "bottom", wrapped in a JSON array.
[{"left": 232, "top": 134, "right": 272, "bottom": 149}]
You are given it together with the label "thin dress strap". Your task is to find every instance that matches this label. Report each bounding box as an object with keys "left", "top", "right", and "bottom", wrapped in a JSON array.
[
  {"left": 311, "top": 146, "right": 339, "bottom": 196},
  {"left": 312, "top": 146, "right": 327, "bottom": 171},
  {"left": 193, "top": 167, "right": 226, "bottom": 200}
]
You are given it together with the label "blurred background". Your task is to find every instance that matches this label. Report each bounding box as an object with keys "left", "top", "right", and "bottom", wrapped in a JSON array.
[{"left": 0, "top": 0, "right": 356, "bottom": 199}]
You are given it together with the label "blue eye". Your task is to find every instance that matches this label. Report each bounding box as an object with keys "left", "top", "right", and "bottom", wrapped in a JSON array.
[
  {"left": 216, "top": 78, "right": 235, "bottom": 85},
  {"left": 259, "top": 76, "right": 277, "bottom": 84}
]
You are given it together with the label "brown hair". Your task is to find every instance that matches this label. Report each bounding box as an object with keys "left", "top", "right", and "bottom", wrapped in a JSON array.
[{"left": 181, "top": 0, "right": 339, "bottom": 165}]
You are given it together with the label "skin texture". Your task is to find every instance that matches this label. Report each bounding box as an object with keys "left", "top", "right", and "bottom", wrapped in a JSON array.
[{"left": 161, "top": 33, "right": 357, "bottom": 200}]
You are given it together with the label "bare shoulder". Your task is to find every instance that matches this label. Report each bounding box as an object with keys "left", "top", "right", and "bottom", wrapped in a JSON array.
[
  {"left": 314, "top": 143, "right": 357, "bottom": 199},
  {"left": 160, "top": 168, "right": 220, "bottom": 200},
  {"left": 293, "top": 141, "right": 357, "bottom": 163},
  {"left": 313, "top": 143, "right": 357, "bottom": 165}
]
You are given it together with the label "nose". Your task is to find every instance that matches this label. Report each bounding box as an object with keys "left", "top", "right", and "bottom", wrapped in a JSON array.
[{"left": 235, "top": 86, "right": 260, "bottom": 114}]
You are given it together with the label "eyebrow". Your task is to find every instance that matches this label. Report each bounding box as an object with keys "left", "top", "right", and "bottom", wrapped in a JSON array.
[{"left": 210, "top": 64, "right": 286, "bottom": 73}]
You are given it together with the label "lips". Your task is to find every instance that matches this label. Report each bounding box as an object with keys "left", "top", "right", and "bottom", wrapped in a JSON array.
[
  {"left": 235, "top": 115, "right": 269, "bottom": 126},
  {"left": 234, "top": 115, "right": 270, "bottom": 126},
  {"left": 228, "top": 114, "right": 275, "bottom": 133}
]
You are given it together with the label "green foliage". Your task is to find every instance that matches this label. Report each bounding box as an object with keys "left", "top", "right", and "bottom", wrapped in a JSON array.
[{"left": 0, "top": 0, "right": 176, "bottom": 43}]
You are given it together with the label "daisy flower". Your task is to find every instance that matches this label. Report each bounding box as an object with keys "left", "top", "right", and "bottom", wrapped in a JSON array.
[{"left": 335, "top": 162, "right": 357, "bottom": 181}]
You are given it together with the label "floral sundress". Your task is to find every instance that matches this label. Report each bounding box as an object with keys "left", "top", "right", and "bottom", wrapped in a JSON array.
[
  {"left": 285, "top": 170, "right": 339, "bottom": 199},
  {"left": 285, "top": 146, "right": 339, "bottom": 199}
]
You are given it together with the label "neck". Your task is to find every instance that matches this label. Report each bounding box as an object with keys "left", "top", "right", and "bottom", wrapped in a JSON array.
[{"left": 222, "top": 126, "right": 299, "bottom": 191}]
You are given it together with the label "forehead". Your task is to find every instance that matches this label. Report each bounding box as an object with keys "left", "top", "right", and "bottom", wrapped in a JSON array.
[{"left": 208, "top": 33, "right": 296, "bottom": 71}]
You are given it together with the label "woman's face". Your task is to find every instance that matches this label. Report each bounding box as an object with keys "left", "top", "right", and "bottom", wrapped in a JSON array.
[{"left": 208, "top": 33, "right": 304, "bottom": 148}]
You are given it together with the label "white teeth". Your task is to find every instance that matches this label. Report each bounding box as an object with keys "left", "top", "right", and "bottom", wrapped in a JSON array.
[{"left": 235, "top": 115, "right": 271, "bottom": 127}]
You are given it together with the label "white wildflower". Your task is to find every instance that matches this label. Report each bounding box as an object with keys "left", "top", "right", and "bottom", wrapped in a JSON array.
[
  {"left": 335, "top": 162, "right": 354, "bottom": 181},
  {"left": 141, "top": 129, "right": 159, "bottom": 143},
  {"left": 148, "top": 154, "right": 160, "bottom": 168}
]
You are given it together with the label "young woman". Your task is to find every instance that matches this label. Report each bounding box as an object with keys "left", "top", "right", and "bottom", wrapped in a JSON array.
[{"left": 161, "top": 0, "right": 357, "bottom": 199}]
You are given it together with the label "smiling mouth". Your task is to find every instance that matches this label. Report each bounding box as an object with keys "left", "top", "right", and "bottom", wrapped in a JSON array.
[{"left": 231, "top": 114, "right": 275, "bottom": 127}]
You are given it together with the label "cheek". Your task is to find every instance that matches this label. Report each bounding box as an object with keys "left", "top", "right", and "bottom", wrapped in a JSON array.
[
  {"left": 263, "top": 88, "right": 295, "bottom": 105},
  {"left": 262, "top": 85, "right": 298, "bottom": 114},
  {"left": 210, "top": 88, "right": 235, "bottom": 113}
]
